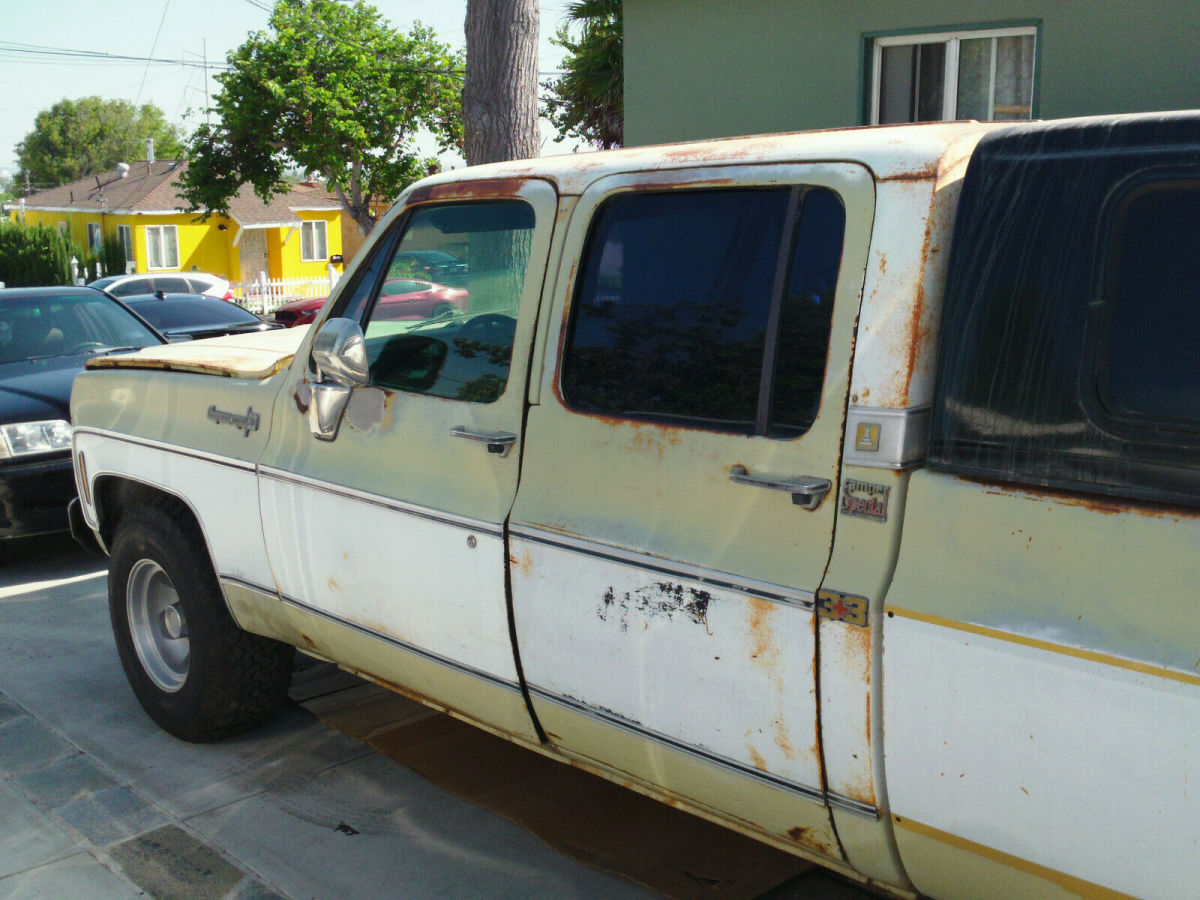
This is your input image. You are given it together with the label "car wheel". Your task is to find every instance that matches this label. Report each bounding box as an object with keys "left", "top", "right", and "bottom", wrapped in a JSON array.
[{"left": 108, "top": 500, "right": 293, "bottom": 742}]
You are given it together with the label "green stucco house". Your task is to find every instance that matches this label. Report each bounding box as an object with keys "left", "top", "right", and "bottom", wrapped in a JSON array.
[{"left": 623, "top": 1, "right": 1200, "bottom": 145}]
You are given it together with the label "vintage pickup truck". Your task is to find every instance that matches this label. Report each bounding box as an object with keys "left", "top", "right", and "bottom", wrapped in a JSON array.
[{"left": 70, "top": 112, "right": 1199, "bottom": 898}]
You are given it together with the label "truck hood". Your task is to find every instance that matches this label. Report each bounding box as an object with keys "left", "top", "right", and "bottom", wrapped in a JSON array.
[{"left": 85, "top": 325, "right": 310, "bottom": 380}]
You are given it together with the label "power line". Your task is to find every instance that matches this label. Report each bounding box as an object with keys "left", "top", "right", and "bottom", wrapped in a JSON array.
[{"left": 136, "top": 0, "right": 173, "bottom": 107}]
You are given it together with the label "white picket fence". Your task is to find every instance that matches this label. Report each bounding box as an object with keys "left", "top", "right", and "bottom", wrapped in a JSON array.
[{"left": 231, "top": 268, "right": 341, "bottom": 315}]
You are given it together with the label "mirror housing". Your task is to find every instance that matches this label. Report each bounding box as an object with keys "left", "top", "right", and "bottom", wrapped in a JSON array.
[
  {"left": 311, "top": 318, "right": 368, "bottom": 387},
  {"left": 308, "top": 318, "right": 368, "bottom": 440}
]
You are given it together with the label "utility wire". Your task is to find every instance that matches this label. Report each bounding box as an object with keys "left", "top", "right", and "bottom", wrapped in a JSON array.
[{"left": 136, "top": 0, "right": 173, "bottom": 107}]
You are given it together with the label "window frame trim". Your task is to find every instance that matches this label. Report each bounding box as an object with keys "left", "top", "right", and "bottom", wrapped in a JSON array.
[
  {"left": 145, "top": 224, "right": 180, "bottom": 270},
  {"left": 862, "top": 20, "right": 1042, "bottom": 125},
  {"left": 300, "top": 219, "right": 329, "bottom": 263},
  {"left": 116, "top": 224, "right": 135, "bottom": 265}
]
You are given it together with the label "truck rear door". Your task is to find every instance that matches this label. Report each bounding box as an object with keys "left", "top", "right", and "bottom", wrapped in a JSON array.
[{"left": 509, "top": 162, "right": 875, "bottom": 859}]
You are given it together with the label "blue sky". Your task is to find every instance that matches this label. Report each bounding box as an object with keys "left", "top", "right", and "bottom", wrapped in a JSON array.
[{"left": 0, "top": 0, "right": 577, "bottom": 180}]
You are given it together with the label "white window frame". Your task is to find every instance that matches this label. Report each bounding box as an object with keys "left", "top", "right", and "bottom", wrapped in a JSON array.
[
  {"left": 869, "top": 26, "right": 1037, "bottom": 124},
  {"left": 87, "top": 222, "right": 102, "bottom": 251},
  {"left": 300, "top": 220, "right": 328, "bottom": 262},
  {"left": 116, "top": 225, "right": 135, "bottom": 265},
  {"left": 57, "top": 221, "right": 68, "bottom": 237},
  {"left": 145, "top": 224, "right": 179, "bottom": 270}
]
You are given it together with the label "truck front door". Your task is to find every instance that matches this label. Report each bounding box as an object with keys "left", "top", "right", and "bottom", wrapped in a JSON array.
[{"left": 257, "top": 179, "right": 558, "bottom": 741}]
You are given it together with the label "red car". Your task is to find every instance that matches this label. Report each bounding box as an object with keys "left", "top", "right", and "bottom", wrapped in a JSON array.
[{"left": 273, "top": 279, "right": 469, "bottom": 327}]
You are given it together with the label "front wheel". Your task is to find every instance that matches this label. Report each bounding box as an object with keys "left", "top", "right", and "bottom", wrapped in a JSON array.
[{"left": 108, "top": 500, "right": 293, "bottom": 742}]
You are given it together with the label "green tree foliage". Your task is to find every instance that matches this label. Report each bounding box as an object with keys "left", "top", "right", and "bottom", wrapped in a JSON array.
[
  {"left": 0, "top": 222, "right": 78, "bottom": 286},
  {"left": 543, "top": 0, "right": 623, "bottom": 149},
  {"left": 14, "top": 97, "right": 184, "bottom": 189},
  {"left": 181, "top": 0, "right": 463, "bottom": 237}
]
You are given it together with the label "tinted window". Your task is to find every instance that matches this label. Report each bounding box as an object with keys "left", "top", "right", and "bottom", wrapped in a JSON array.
[
  {"left": 1097, "top": 182, "right": 1200, "bottom": 428},
  {"left": 154, "top": 277, "right": 192, "bottom": 293},
  {"left": 561, "top": 187, "right": 844, "bottom": 437},
  {"left": 929, "top": 116, "right": 1200, "bottom": 507}
]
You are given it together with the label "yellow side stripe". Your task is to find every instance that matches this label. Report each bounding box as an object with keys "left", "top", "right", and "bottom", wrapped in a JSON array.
[
  {"left": 886, "top": 606, "right": 1200, "bottom": 687},
  {"left": 892, "top": 815, "right": 1136, "bottom": 900}
]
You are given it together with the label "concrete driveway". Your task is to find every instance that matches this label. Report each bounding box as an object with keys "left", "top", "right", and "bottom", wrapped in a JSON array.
[{"left": 0, "top": 535, "right": 874, "bottom": 900}]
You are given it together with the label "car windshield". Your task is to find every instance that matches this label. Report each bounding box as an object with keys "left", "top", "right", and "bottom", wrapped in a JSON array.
[{"left": 0, "top": 291, "right": 161, "bottom": 365}]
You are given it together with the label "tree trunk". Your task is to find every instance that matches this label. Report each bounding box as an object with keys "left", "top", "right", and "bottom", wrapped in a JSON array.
[{"left": 464, "top": 0, "right": 540, "bottom": 166}]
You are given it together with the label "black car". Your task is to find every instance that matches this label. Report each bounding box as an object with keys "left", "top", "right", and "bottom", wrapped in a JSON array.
[
  {"left": 0, "top": 286, "right": 164, "bottom": 540},
  {"left": 119, "top": 292, "right": 280, "bottom": 341}
]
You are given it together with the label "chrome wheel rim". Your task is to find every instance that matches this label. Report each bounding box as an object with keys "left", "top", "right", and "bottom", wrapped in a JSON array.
[{"left": 126, "top": 559, "right": 190, "bottom": 692}]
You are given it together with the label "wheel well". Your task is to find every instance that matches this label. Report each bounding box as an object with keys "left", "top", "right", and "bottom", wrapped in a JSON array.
[{"left": 94, "top": 477, "right": 198, "bottom": 550}]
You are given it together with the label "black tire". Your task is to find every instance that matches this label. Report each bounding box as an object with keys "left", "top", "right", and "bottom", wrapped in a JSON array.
[{"left": 108, "top": 499, "right": 293, "bottom": 742}]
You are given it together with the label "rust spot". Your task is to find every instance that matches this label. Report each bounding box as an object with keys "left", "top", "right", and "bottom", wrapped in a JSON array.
[
  {"left": 509, "top": 548, "right": 534, "bottom": 578},
  {"left": 785, "top": 825, "right": 841, "bottom": 858},
  {"left": 876, "top": 167, "right": 937, "bottom": 182},
  {"left": 406, "top": 177, "right": 536, "bottom": 205},
  {"left": 301, "top": 633, "right": 316, "bottom": 647},
  {"left": 328, "top": 576, "right": 341, "bottom": 592},
  {"left": 747, "top": 746, "right": 768, "bottom": 771},
  {"left": 597, "top": 582, "right": 713, "bottom": 633},
  {"left": 860, "top": 387, "right": 870, "bottom": 400},
  {"left": 293, "top": 380, "right": 312, "bottom": 413},
  {"left": 747, "top": 597, "right": 778, "bottom": 666}
]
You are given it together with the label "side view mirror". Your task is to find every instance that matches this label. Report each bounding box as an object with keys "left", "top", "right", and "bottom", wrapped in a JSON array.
[
  {"left": 308, "top": 318, "right": 368, "bottom": 440},
  {"left": 311, "top": 317, "right": 368, "bottom": 387}
]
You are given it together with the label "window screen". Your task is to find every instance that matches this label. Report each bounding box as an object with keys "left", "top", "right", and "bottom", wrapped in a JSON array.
[{"left": 561, "top": 187, "right": 845, "bottom": 437}]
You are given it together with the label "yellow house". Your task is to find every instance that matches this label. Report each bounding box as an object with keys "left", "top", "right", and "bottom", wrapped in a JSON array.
[{"left": 15, "top": 160, "right": 343, "bottom": 285}]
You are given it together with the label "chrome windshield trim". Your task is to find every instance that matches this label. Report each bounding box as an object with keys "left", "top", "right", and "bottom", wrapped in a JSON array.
[
  {"left": 258, "top": 466, "right": 503, "bottom": 538},
  {"left": 509, "top": 524, "right": 815, "bottom": 610}
]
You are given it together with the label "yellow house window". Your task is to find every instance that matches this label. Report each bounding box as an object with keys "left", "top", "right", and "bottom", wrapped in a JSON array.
[
  {"left": 87, "top": 223, "right": 102, "bottom": 251},
  {"left": 57, "top": 221, "right": 68, "bottom": 236},
  {"left": 117, "top": 225, "right": 135, "bottom": 266},
  {"left": 301, "top": 220, "right": 328, "bottom": 262},
  {"left": 146, "top": 225, "right": 179, "bottom": 269}
]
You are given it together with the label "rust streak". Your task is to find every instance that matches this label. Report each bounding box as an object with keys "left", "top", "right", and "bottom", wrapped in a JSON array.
[
  {"left": 969, "top": 477, "right": 1198, "bottom": 520},
  {"left": 747, "top": 746, "right": 768, "bottom": 772},
  {"left": 509, "top": 548, "right": 534, "bottom": 578},
  {"left": 407, "top": 177, "right": 534, "bottom": 204}
]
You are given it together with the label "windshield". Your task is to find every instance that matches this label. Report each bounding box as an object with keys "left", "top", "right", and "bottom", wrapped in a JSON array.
[{"left": 0, "top": 291, "right": 162, "bottom": 365}]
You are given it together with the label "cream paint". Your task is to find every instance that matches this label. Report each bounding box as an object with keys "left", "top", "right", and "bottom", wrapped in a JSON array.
[
  {"left": 257, "top": 470, "right": 520, "bottom": 686},
  {"left": 73, "top": 429, "right": 272, "bottom": 588},
  {"left": 883, "top": 613, "right": 1200, "bottom": 899},
  {"left": 512, "top": 532, "right": 824, "bottom": 796}
]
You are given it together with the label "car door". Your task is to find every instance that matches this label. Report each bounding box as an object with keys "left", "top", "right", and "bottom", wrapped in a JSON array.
[
  {"left": 509, "top": 163, "right": 875, "bottom": 858},
  {"left": 257, "top": 178, "right": 558, "bottom": 741}
]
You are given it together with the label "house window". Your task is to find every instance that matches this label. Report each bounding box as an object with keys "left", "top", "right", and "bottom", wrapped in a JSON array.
[
  {"left": 116, "top": 225, "right": 134, "bottom": 265},
  {"left": 146, "top": 225, "right": 179, "bottom": 269},
  {"left": 57, "top": 222, "right": 68, "bottom": 237},
  {"left": 86, "top": 223, "right": 102, "bottom": 251},
  {"left": 301, "top": 220, "right": 328, "bottom": 262},
  {"left": 870, "top": 26, "right": 1037, "bottom": 124}
]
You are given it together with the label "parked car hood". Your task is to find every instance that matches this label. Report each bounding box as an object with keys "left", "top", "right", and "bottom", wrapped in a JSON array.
[{"left": 0, "top": 356, "right": 81, "bottom": 424}]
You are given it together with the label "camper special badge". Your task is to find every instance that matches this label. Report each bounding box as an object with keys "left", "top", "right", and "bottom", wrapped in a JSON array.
[{"left": 841, "top": 479, "right": 891, "bottom": 522}]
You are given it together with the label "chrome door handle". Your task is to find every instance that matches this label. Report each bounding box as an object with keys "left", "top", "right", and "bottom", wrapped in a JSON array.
[
  {"left": 451, "top": 427, "right": 518, "bottom": 457},
  {"left": 729, "top": 465, "right": 832, "bottom": 510}
]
